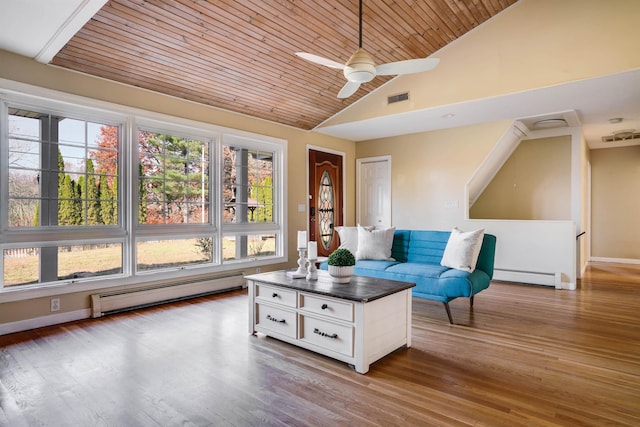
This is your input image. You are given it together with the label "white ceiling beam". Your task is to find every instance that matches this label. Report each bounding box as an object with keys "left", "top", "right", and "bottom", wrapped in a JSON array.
[
  {"left": 0, "top": 0, "right": 106, "bottom": 63},
  {"left": 35, "top": 0, "right": 107, "bottom": 64}
]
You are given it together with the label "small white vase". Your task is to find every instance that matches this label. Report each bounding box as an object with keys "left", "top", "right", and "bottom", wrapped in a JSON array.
[{"left": 328, "top": 265, "right": 354, "bottom": 283}]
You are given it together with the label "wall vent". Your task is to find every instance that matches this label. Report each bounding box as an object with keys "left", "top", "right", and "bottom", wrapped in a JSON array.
[
  {"left": 601, "top": 130, "right": 640, "bottom": 143},
  {"left": 387, "top": 92, "right": 409, "bottom": 104}
]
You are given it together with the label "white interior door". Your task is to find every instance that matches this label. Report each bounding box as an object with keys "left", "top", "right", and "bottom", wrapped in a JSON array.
[{"left": 357, "top": 156, "right": 391, "bottom": 228}]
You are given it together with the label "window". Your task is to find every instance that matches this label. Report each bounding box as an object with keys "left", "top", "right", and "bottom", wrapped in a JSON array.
[
  {"left": 136, "top": 238, "right": 212, "bottom": 271},
  {"left": 138, "top": 130, "right": 210, "bottom": 225},
  {"left": 3, "top": 243, "right": 124, "bottom": 287},
  {"left": 3, "top": 104, "right": 124, "bottom": 287},
  {"left": 1, "top": 91, "right": 285, "bottom": 291},
  {"left": 221, "top": 138, "right": 280, "bottom": 263},
  {"left": 135, "top": 126, "right": 215, "bottom": 272},
  {"left": 223, "top": 146, "right": 274, "bottom": 224},
  {"left": 7, "top": 108, "right": 120, "bottom": 228}
]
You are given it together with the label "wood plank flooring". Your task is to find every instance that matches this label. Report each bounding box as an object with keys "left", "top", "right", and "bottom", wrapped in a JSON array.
[{"left": 1, "top": 262, "right": 639, "bottom": 426}]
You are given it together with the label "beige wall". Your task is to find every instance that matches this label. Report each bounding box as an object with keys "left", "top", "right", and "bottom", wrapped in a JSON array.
[
  {"left": 0, "top": 49, "right": 355, "bottom": 326},
  {"left": 356, "top": 121, "right": 510, "bottom": 230},
  {"left": 590, "top": 146, "right": 640, "bottom": 260},
  {"left": 321, "top": 0, "right": 640, "bottom": 128},
  {"left": 470, "top": 136, "right": 572, "bottom": 220}
]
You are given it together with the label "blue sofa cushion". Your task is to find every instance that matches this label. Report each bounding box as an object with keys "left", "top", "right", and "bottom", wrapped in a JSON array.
[
  {"left": 355, "top": 259, "right": 400, "bottom": 273},
  {"left": 405, "top": 230, "right": 449, "bottom": 264},
  {"left": 390, "top": 229, "right": 411, "bottom": 262},
  {"left": 384, "top": 262, "right": 449, "bottom": 278},
  {"left": 352, "top": 260, "right": 400, "bottom": 282}
]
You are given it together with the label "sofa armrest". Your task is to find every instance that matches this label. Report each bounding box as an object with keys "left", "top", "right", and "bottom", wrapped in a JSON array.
[{"left": 475, "top": 234, "right": 497, "bottom": 278}]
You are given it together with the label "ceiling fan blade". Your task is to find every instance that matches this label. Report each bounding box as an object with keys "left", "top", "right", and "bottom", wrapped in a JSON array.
[
  {"left": 338, "top": 81, "right": 361, "bottom": 98},
  {"left": 375, "top": 58, "right": 440, "bottom": 76},
  {"left": 295, "top": 52, "right": 345, "bottom": 69}
]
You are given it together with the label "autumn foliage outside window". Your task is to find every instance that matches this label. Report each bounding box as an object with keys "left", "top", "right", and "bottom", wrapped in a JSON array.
[{"left": 137, "top": 130, "right": 210, "bottom": 225}]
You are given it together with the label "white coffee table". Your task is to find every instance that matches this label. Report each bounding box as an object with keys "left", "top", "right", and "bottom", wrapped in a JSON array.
[{"left": 246, "top": 270, "right": 415, "bottom": 374}]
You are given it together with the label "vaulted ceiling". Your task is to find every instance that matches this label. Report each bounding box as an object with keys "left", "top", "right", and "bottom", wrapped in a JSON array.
[
  {"left": 49, "top": 0, "right": 517, "bottom": 130},
  {"left": 2, "top": 0, "right": 638, "bottom": 148}
]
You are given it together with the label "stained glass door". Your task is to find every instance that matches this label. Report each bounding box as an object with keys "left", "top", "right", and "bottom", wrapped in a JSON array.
[
  {"left": 308, "top": 149, "right": 343, "bottom": 257},
  {"left": 318, "top": 171, "right": 334, "bottom": 251}
]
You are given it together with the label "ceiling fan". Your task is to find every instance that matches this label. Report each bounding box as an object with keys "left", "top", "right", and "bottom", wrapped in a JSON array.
[{"left": 296, "top": 0, "right": 440, "bottom": 99}]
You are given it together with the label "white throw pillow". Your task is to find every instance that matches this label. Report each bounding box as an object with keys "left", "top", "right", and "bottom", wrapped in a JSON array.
[
  {"left": 356, "top": 225, "right": 396, "bottom": 260},
  {"left": 335, "top": 225, "right": 373, "bottom": 255},
  {"left": 440, "top": 227, "right": 485, "bottom": 272}
]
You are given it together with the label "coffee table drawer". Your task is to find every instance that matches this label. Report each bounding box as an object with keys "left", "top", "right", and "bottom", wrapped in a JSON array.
[
  {"left": 300, "top": 315, "right": 353, "bottom": 357},
  {"left": 255, "top": 284, "right": 297, "bottom": 308},
  {"left": 255, "top": 303, "right": 296, "bottom": 338},
  {"left": 300, "top": 293, "right": 354, "bottom": 322}
]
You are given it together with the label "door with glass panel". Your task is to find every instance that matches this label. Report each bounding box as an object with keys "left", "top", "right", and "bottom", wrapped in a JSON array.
[{"left": 308, "top": 149, "right": 343, "bottom": 257}]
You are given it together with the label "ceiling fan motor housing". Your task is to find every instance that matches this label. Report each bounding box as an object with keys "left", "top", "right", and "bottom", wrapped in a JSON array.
[{"left": 344, "top": 48, "right": 376, "bottom": 83}]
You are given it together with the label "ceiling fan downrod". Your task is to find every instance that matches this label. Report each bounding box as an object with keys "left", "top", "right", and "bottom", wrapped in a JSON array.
[{"left": 358, "top": 0, "right": 363, "bottom": 48}]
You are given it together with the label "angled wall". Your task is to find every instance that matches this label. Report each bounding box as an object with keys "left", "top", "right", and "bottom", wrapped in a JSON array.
[
  {"left": 320, "top": 0, "right": 640, "bottom": 129},
  {"left": 470, "top": 135, "right": 572, "bottom": 220}
]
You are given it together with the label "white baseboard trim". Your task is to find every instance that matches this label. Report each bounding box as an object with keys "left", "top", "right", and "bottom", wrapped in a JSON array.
[
  {"left": 590, "top": 257, "right": 640, "bottom": 265},
  {"left": 0, "top": 309, "right": 91, "bottom": 336}
]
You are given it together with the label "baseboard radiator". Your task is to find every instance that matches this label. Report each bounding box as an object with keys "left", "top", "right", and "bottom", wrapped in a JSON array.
[
  {"left": 493, "top": 268, "right": 562, "bottom": 288},
  {"left": 90, "top": 274, "right": 244, "bottom": 318}
]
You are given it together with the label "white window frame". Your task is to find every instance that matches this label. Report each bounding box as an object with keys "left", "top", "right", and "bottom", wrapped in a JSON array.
[
  {"left": 220, "top": 133, "right": 284, "bottom": 265},
  {"left": 0, "top": 81, "right": 287, "bottom": 297}
]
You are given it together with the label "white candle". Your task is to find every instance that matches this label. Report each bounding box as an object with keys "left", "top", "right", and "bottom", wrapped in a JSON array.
[
  {"left": 308, "top": 241, "right": 317, "bottom": 259},
  {"left": 297, "top": 231, "right": 307, "bottom": 249}
]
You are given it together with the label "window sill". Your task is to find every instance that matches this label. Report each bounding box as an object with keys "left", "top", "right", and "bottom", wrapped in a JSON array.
[{"left": 0, "top": 256, "right": 286, "bottom": 303}]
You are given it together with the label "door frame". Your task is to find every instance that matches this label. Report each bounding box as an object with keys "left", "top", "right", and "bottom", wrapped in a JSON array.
[{"left": 306, "top": 145, "right": 346, "bottom": 243}]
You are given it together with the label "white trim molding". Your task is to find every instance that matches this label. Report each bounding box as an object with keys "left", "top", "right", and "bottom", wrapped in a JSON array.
[
  {"left": 0, "top": 309, "right": 91, "bottom": 336},
  {"left": 590, "top": 257, "right": 640, "bottom": 265}
]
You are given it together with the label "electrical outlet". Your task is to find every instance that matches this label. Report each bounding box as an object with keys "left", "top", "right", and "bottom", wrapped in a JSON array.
[
  {"left": 50, "top": 298, "right": 60, "bottom": 312},
  {"left": 256, "top": 267, "right": 262, "bottom": 273}
]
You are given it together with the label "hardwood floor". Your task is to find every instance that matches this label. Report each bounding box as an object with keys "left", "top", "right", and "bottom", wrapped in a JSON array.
[{"left": 1, "top": 262, "right": 639, "bottom": 426}]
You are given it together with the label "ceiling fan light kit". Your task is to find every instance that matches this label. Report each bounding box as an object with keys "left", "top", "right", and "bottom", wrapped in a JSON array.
[
  {"left": 344, "top": 48, "right": 376, "bottom": 83},
  {"left": 296, "top": 0, "right": 439, "bottom": 98}
]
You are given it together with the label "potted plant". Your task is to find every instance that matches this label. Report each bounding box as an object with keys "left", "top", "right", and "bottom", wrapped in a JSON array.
[{"left": 327, "top": 248, "right": 356, "bottom": 283}]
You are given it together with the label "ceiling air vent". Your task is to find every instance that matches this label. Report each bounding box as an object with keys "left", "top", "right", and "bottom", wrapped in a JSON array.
[
  {"left": 388, "top": 92, "right": 409, "bottom": 105},
  {"left": 532, "top": 118, "right": 567, "bottom": 129},
  {"left": 601, "top": 129, "right": 640, "bottom": 143}
]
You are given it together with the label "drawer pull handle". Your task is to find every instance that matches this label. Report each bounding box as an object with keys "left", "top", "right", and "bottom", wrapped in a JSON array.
[
  {"left": 272, "top": 293, "right": 279, "bottom": 298},
  {"left": 266, "top": 315, "right": 286, "bottom": 324},
  {"left": 321, "top": 304, "right": 328, "bottom": 310},
  {"left": 313, "top": 327, "right": 338, "bottom": 339}
]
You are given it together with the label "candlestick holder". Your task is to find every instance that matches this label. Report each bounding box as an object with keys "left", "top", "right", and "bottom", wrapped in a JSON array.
[
  {"left": 306, "top": 258, "right": 318, "bottom": 280},
  {"left": 287, "top": 248, "right": 307, "bottom": 279}
]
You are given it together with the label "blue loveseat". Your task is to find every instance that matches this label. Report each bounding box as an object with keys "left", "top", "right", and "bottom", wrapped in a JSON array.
[{"left": 321, "top": 229, "right": 497, "bottom": 323}]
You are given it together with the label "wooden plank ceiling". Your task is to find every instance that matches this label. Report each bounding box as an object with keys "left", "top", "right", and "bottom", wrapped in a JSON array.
[{"left": 52, "top": 0, "right": 517, "bottom": 130}]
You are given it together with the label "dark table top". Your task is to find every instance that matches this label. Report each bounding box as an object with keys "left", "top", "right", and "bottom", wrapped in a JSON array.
[{"left": 245, "top": 270, "right": 415, "bottom": 303}]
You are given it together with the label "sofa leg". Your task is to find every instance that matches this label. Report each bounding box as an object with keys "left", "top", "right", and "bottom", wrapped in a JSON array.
[
  {"left": 443, "top": 302, "right": 454, "bottom": 324},
  {"left": 470, "top": 295, "right": 474, "bottom": 308}
]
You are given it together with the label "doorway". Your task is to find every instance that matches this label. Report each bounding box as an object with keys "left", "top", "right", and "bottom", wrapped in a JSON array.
[{"left": 308, "top": 148, "right": 344, "bottom": 257}]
